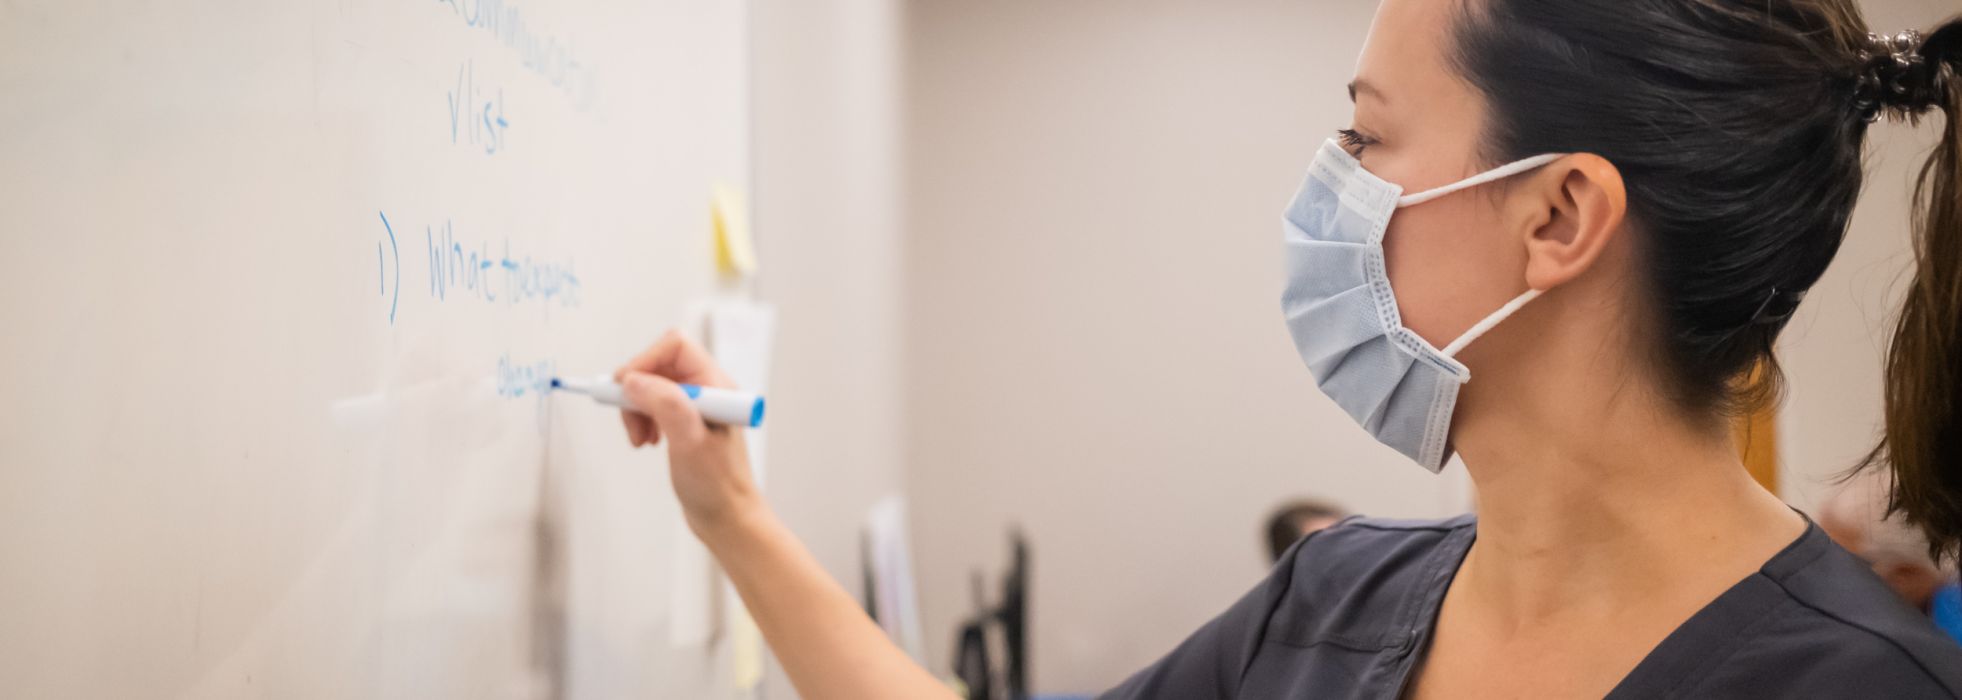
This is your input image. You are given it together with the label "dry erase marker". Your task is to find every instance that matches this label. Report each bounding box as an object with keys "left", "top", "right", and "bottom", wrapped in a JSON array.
[{"left": 550, "top": 375, "right": 766, "bottom": 428}]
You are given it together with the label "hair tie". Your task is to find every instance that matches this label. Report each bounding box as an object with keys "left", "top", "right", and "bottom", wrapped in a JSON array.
[{"left": 1854, "top": 30, "right": 1949, "bottom": 123}]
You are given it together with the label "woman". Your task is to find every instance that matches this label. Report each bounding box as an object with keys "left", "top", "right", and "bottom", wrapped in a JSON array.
[{"left": 613, "top": 0, "right": 1962, "bottom": 697}]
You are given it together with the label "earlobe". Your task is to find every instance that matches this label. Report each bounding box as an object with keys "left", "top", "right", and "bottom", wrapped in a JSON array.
[{"left": 1522, "top": 154, "right": 1628, "bottom": 292}]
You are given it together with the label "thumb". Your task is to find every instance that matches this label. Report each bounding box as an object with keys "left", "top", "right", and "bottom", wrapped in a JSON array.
[{"left": 621, "top": 371, "right": 708, "bottom": 446}]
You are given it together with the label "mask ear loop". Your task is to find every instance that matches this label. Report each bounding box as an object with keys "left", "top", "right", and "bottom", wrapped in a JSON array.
[
  {"left": 1396, "top": 152, "right": 1561, "bottom": 360},
  {"left": 1397, "top": 153, "right": 1566, "bottom": 207},
  {"left": 1399, "top": 153, "right": 1565, "bottom": 358},
  {"left": 1441, "top": 288, "right": 1542, "bottom": 358}
]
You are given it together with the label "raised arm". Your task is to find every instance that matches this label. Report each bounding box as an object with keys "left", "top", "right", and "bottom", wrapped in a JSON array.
[{"left": 615, "top": 330, "right": 955, "bottom": 700}]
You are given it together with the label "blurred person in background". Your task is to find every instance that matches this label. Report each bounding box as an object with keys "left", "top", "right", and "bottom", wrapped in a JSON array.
[
  {"left": 1823, "top": 470, "right": 1962, "bottom": 644},
  {"left": 1266, "top": 498, "right": 1349, "bottom": 563}
]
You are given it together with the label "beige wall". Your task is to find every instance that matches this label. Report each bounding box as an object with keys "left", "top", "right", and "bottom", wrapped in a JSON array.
[
  {"left": 901, "top": 1, "right": 1453, "bottom": 692},
  {"left": 751, "top": 0, "right": 906, "bottom": 695},
  {"left": 899, "top": 0, "right": 1960, "bottom": 694}
]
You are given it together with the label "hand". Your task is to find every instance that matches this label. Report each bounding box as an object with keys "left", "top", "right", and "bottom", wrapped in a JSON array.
[
  {"left": 616, "top": 329, "right": 763, "bottom": 538},
  {"left": 619, "top": 331, "right": 954, "bottom": 700}
]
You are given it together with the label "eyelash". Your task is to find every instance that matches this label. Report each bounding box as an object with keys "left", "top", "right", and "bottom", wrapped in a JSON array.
[{"left": 1337, "top": 128, "right": 1377, "bottom": 156}]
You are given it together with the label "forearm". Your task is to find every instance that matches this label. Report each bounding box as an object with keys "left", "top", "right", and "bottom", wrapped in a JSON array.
[{"left": 699, "top": 508, "right": 956, "bottom": 700}]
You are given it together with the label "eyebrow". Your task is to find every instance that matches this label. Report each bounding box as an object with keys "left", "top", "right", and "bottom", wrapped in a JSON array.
[{"left": 1347, "top": 79, "right": 1385, "bottom": 104}]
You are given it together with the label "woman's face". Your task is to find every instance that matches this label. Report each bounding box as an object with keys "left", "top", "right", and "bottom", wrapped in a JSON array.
[{"left": 1348, "top": 0, "right": 1529, "bottom": 355}]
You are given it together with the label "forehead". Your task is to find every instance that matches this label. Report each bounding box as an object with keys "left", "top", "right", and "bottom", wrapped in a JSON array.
[{"left": 1354, "top": 0, "right": 1467, "bottom": 105}]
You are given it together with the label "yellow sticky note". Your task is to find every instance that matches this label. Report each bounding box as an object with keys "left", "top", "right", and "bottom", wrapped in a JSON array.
[{"left": 712, "top": 185, "right": 758, "bottom": 277}]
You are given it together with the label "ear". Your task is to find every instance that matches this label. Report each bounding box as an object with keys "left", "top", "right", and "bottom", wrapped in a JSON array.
[{"left": 1514, "top": 153, "right": 1627, "bottom": 292}]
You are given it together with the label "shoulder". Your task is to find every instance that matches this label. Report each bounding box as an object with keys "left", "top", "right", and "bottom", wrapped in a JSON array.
[
  {"left": 1097, "top": 514, "right": 1472, "bottom": 699},
  {"left": 1288, "top": 513, "right": 1473, "bottom": 584},
  {"left": 1266, "top": 514, "right": 1473, "bottom": 651},
  {"left": 1694, "top": 528, "right": 1962, "bottom": 698}
]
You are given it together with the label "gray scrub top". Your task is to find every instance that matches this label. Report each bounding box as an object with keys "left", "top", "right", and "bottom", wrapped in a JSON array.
[{"left": 1102, "top": 515, "right": 1962, "bottom": 699}]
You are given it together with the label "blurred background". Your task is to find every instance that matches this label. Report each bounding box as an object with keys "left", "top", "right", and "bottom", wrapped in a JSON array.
[
  {"left": 762, "top": 0, "right": 1956, "bottom": 694},
  {"left": 2, "top": 0, "right": 1956, "bottom": 697}
]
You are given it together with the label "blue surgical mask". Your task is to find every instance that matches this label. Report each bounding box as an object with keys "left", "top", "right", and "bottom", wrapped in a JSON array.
[{"left": 1282, "top": 138, "right": 1562, "bottom": 472}]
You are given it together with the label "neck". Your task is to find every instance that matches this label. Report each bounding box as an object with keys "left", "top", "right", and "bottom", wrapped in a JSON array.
[{"left": 1450, "top": 372, "right": 1803, "bottom": 629}]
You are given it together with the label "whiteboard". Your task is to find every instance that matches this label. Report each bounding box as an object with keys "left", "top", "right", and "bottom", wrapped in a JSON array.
[{"left": 0, "top": 1, "right": 751, "bottom": 697}]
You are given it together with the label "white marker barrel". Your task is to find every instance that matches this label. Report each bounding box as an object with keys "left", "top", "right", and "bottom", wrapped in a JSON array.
[{"left": 554, "top": 376, "right": 765, "bottom": 428}]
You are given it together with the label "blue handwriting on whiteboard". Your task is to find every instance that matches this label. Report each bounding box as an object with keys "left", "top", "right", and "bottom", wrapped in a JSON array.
[
  {"left": 496, "top": 353, "right": 557, "bottom": 400},
  {"left": 447, "top": 60, "right": 509, "bottom": 155},
  {"left": 436, "top": 0, "right": 596, "bottom": 109},
  {"left": 425, "top": 218, "right": 582, "bottom": 310},
  {"left": 378, "top": 211, "right": 401, "bottom": 324}
]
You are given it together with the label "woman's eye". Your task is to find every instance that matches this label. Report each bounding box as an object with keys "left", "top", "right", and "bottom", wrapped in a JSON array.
[{"left": 1337, "top": 128, "right": 1376, "bottom": 156}]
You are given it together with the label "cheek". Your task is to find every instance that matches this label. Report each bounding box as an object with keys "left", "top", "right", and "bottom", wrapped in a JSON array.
[{"left": 1382, "top": 199, "right": 1515, "bottom": 348}]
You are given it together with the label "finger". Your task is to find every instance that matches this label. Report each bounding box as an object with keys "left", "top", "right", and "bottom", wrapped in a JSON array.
[
  {"left": 619, "top": 328, "right": 693, "bottom": 379},
  {"left": 621, "top": 371, "right": 708, "bottom": 446},
  {"left": 621, "top": 409, "right": 647, "bottom": 446},
  {"left": 620, "top": 410, "right": 661, "bottom": 447},
  {"left": 621, "top": 328, "right": 734, "bottom": 387},
  {"left": 642, "top": 411, "right": 663, "bottom": 445}
]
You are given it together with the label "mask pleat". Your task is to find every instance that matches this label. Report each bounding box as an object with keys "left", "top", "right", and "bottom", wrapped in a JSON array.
[{"left": 1281, "top": 137, "right": 1556, "bottom": 474}]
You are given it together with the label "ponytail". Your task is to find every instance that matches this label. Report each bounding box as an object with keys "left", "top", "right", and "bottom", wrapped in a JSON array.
[{"left": 1861, "top": 19, "right": 1962, "bottom": 565}]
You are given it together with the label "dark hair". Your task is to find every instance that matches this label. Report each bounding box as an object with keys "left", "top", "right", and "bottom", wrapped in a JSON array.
[
  {"left": 1450, "top": 2, "right": 1962, "bottom": 560},
  {"left": 1265, "top": 498, "right": 1346, "bottom": 562}
]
